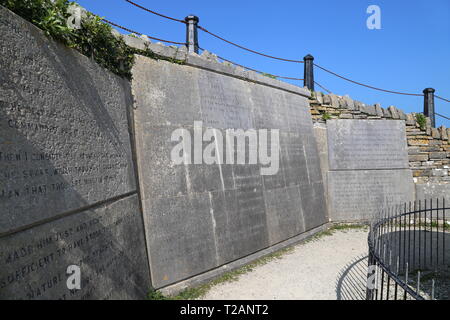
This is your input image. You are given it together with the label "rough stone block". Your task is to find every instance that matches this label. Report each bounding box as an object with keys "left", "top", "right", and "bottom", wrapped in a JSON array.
[
  {"left": 374, "top": 104, "right": 384, "bottom": 117},
  {"left": 329, "top": 94, "right": 340, "bottom": 108},
  {"left": 409, "top": 154, "right": 429, "bottom": 162},
  {"left": 429, "top": 152, "right": 447, "bottom": 160},
  {"left": 322, "top": 94, "right": 332, "bottom": 105},
  {"left": 123, "top": 35, "right": 147, "bottom": 51},
  {"left": 397, "top": 109, "right": 407, "bottom": 120},
  {"left": 388, "top": 106, "right": 400, "bottom": 119},
  {"left": 432, "top": 128, "right": 441, "bottom": 139}
]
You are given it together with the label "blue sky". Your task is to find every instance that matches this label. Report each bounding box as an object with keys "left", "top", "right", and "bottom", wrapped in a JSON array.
[{"left": 76, "top": 0, "right": 450, "bottom": 127}]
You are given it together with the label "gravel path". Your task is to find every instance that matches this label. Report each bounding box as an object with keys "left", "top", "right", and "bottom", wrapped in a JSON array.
[{"left": 201, "top": 228, "right": 369, "bottom": 300}]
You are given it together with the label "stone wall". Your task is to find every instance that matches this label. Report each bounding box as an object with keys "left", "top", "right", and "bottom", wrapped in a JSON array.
[
  {"left": 0, "top": 6, "right": 151, "bottom": 299},
  {"left": 0, "top": 5, "right": 329, "bottom": 298},
  {"left": 2, "top": 2, "right": 446, "bottom": 299},
  {"left": 310, "top": 92, "right": 450, "bottom": 211},
  {"left": 309, "top": 92, "right": 450, "bottom": 183},
  {"left": 118, "top": 24, "right": 329, "bottom": 290},
  {"left": 131, "top": 55, "right": 328, "bottom": 289}
]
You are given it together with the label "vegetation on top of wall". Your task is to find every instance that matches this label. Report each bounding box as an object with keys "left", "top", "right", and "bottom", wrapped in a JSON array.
[
  {"left": 416, "top": 113, "right": 427, "bottom": 130},
  {"left": 0, "top": 0, "right": 164, "bottom": 79},
  {"left": 322, "top": 112, "right": 332, "bottom": 121}
]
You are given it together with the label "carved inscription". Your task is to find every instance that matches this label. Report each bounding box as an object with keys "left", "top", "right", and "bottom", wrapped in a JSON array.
[
  {"left": 327, "top": 120, "right": 409, "bottom": 170},
  {"left": 328, "top": 170, "right": 415, "bottom": 220},
  {"left": 0, "top": 195, "right": 150, "bottom": 300},
  {"left": 132, "top": 56, "right": 327, "bottom": 288},
  {"left": 0, "top": 6, "right": 136, "bottom": 233}
]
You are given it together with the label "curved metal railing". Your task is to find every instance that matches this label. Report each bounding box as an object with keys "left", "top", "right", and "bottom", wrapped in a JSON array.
[{"left": 367, "top": 199, "right": 450, "bottom": 300}]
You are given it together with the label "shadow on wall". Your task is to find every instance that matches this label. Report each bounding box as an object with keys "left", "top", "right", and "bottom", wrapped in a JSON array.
[
  {"left": 0, "top": 19, "right": 150, "bottom": 299},
  {"left": 335, "top": 255, "right": 368, "bottom": 300}
]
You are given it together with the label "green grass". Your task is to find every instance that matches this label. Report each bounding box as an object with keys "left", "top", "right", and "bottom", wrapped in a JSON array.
[
  {"left": 415, "top": 113, "right": 427, "bottom": 130},
  {"left": 261, "top": 72, "right": 277, "bottom": 79},
  {"left": 303, "top": 223, "right": 368, "bottom": 244},
  {"left": 147, "top": 223, "right": 368, "bottom": 300}
]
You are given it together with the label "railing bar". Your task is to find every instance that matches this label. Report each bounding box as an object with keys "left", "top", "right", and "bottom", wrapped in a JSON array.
[
  {"left": 442, "top": 197, "right": 447, "bottom": 265},
  {"left": 425, "top": 199, "right": 427, "bottom": 269},
  {"left": 430, "top": 198, "right": 433, "bottom": 268},
  {"left": 399, "top": 205, "right": 402, "bottom": 270},
  {"left": 386, "top": 276, "right": 390, "bottom": 300},
  {"left": 367, "top": 203, "right": 450, "bottom": 300},
  {"left": 436, "top": 198, "right": 439, "bottom": 268},
  {"left": 394, "top": 282, "right": 398, "bottom": 300},
  {"left": 419, "top": 200, "right": 422, "bottom": 270},
  {"left": 404, "top": 202, "right": 407, "bottom": 270},
  {"left": 413, "top": 200, "right": 416, "bottom": 269},
  {"left": 408, "top": 201, "right": 411, "bottom": 272},
  {"left": 369, "top": 241, "right": 425, "bottom": 300}
]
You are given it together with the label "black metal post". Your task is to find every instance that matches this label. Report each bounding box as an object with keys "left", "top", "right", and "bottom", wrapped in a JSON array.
[
  {"left": 423, "top": 88, "right": 435, "bottom": 128},
  {"left": 185, "top": 15, "right": 199, "bottom": 54},
  {"left": 303, "top": 54, "right": 314, "bottom": 91}
]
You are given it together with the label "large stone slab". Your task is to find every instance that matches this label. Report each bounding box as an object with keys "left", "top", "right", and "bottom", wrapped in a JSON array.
[
  {"left": 416, "top": 183, "right": 450, "bottom": 203},
  {"left": 0, "top": 194, "right": 151, "bottom": 300},
  {"left": 0, "top": 6, "right": 136, "bottom": 234},
  {"left": 328, "top": 170, "right": 415, "bottom": 221},
  {"left": 132, "top": 56, "right": 327, "bottom": 288},
  {"left": 327, "top": 119, "right": 409, "bottom": 170}
]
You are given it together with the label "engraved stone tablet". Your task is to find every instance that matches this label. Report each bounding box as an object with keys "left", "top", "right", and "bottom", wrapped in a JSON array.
[
  {"left": 328, "top": 170, "right": 415, "bottom": 221},
  {"left": 0, "top": 6, "right": 136, "bottom": 234},
  {"left": 132, "top": 56, "right": 327, "bottom": 288},
  {"left": 0, "top": 195, "right": 151, "bottom": 300},
  {"left": 327, "top": 120, "right": 409, "bottom": 170}
]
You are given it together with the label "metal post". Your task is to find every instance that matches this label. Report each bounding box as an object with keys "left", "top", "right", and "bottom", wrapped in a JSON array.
[
  {"left": 303, "top": 54, "right": 314, "bottom": 91},
  {"left": 185, "top": 15, "right": 199, "bottom": 54},
  {"left": 423, "top": 88, "right": 435, "bottom": 128}
]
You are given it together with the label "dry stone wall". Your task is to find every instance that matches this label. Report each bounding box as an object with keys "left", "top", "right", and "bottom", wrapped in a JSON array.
[
  {"left": 0, "top": 5, "right": 329, "bottom": 298},
  {"left": 2, "top": 2, "right": 446, "bottom": 299},
  {"left": 310, "top": 92, "right": 450, "bottom": 205}
]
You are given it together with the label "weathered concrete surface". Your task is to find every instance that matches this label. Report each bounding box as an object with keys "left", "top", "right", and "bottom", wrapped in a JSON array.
[
  {"left": 0, "top": 6, "right": 136, "bottom": 234},
  {"left": 328, "top": 170, "right": 415, "bottom": 221},
  {"left": 313, "top": 123, "right": 330, "bottom": 219},
  {"left": 160, "top": 223, "right": 331, "bottom": 296},
  {"left": 327, "top": 120, "right": 409, "bottom": 170},
  {"left": 325, "top": 119, "right": 414, "bottom": 221},
  {"left": 416, "top": 183, "right": 450, "bottom": 203},
  {"left": 132, "top": 56, "right": 327, "bottom": 288},
  {"left": 0, "top": 195, "right": 151, "bottom": 300}
]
